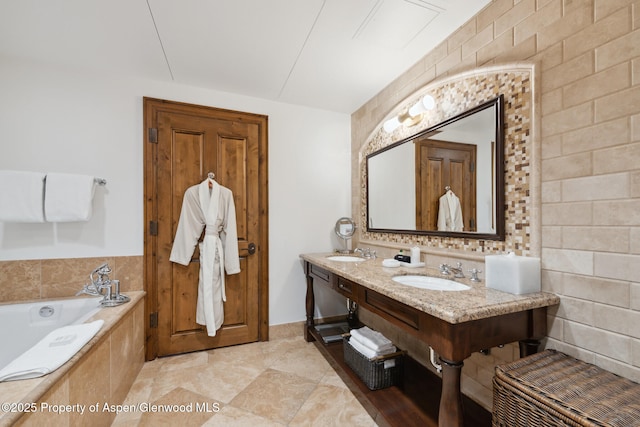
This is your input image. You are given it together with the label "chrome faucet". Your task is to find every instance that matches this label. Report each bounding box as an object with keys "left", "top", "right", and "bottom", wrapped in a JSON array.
[
  {"left": 440, "top": 262, "right": 465, "bottom": 278},
  {"left": 354, "top": 247, "right": 377, "bottom": 259},
  {"left": 76, "top": 263, "right": 130, "bottom": 306}
]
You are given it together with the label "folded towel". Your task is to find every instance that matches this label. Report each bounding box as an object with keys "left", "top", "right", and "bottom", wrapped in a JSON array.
[
  {"left": 350, "top": 326, "right": 394, "bottom": 352},
  {"left": 348, "top": 337, "right": 396, "bottom": 360},
  {"left": 44, "top": 173, "right": 96, "bottom": 222},
  {"left": 0, "top": 320, "right": 104, "bottom": 382},
  {"left": 0, "top": 170, "right": 46, "bottom": 222}
]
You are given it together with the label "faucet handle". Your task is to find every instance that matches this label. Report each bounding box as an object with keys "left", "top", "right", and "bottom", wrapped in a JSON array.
[
  {"left": 440, "top": 264, "right": 450, "bottom": 275},
  {"left": 468, "top": 268, "right": 482, "bottom": 282},
  {"left": 453, "top": 262, "right": 465, "bottom": 278}
]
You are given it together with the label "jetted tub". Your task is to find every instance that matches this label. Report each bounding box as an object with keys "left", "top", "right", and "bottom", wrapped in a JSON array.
[
  {"left": 0, "top": 296, "right": 102, "bottom": 372},
  {"left": 0, "top": 291, "right": 145, "bottom": 426}
]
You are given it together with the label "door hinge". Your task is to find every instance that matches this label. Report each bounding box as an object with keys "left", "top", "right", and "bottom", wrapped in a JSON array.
[
  {"left": 470, "top": 219, "right": 476, "bottom": 229},
  {"left": 148, "top": 128, "right": 158, "bottom": 143},
  {"left": 149, "top": 312, "right": 158, "bottom": 328},
  {"left": 149, "top": 221, "right": 158, "bottom": 236},
  {"left": 470, "top": 161, "right": 475, "bottom": 172}
]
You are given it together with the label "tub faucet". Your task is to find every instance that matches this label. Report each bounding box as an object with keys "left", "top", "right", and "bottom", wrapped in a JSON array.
[
  {"left": 76, "top": 263, "right": 130, "bottom": 306},
  {"left": 76, "top": 263, "right": 112, "bottom": 297}
]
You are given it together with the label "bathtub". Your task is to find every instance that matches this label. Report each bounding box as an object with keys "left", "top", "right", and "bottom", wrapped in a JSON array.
[
  {"left": 0, "top": 296, "right": 102, "bottom": 372},
  {"left": 0, "top": 291, "right": 145, "bottom": 427}
]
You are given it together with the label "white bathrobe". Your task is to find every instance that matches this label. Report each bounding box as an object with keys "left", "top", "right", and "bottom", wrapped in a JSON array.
[
  {"left": 437, "top": 190, "right": 464, "bottom": 232},
  {"left": 169, "top": 179, "right": 241, "bottom": 336}
]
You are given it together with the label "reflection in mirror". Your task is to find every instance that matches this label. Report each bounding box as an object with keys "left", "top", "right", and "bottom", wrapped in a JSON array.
[{"left": 366, "top": 95, "right": 504, "bottom": 240}]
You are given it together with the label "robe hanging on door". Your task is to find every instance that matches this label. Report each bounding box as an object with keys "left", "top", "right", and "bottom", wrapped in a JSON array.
[
  {"left": 437, "top": 190, "right": 464, "bottom": 232},
  {"left": 169, "top": 178, "right": 240, "bottom": 336}
]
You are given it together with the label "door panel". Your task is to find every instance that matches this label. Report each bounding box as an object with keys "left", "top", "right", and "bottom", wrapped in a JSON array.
[
  {"left": 144, "top": 98, "right": 268, "bottom": 359},
  {"left": 416, "top": 139, "right": 477, "bottom": 231}
]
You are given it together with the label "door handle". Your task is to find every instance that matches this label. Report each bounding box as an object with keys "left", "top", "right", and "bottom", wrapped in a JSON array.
[{"left": 248, "top": 243, "right": 256, "bottom": 255}]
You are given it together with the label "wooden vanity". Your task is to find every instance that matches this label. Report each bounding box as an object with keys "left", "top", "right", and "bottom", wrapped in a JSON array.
[{"left": 301, "top": 253, "right": 560, "bottom": 427}]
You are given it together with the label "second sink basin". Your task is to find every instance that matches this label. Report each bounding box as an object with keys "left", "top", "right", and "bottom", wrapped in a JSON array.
[{"left": 392, "top": 275, "right": 470, "bottom": 291}]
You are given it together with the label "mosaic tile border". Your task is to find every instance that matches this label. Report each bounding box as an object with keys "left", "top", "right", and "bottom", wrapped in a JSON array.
[{"left": 359, "top": 65, "right": 536, "bottom": 255}]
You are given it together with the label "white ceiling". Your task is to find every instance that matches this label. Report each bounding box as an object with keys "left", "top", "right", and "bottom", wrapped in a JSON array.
[{"left": 0, "top": 0, "right": 490, "bottom": 113}]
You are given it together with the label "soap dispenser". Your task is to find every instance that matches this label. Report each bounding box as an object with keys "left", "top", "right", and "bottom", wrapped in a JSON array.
[{"left": 394, "top": 250, "right": 411, "bottom": 263}]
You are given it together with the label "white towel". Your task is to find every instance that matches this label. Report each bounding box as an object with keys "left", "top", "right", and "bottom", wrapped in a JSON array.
[
  {"left": 0, "top": 170, "right": 46, "bottom": 222},
  {"left": 350, "top": 326, "right": 394, "bottom": 352},
  {"left": 348, "top": 337, "right": 396, "bottom": 360},
  {"left": 44, "top": 173, "right": 96, "bottom": 222},
  {"left": 0, "top": 320, "right": 103, "bottom": 382}
]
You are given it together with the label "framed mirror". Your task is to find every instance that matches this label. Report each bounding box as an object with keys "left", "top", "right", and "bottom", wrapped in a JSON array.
[{"left": 366, "top": 95, "right": 505, "bottom": 241}]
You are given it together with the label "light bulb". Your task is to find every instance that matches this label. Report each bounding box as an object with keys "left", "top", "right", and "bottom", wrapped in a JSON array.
[
  {"left": 422, "top": 94, "right": 435, "bottom": 110},
  {"left": 383, "top": 117, "right": 401, "bottom": 133},
  {"left": 408, "top": 101, "right": 425, "bottom": 117}
]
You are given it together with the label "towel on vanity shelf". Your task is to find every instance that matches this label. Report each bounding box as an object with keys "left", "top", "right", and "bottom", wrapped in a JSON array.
[
  {"left": 348, "top": 336, "right": 397, "bottom": 360},
  {"left": 0, "top": 170, "right": 46, "bottom": 222},
  {"left": 0, "top": 320, "right": 104, "bottom": 382},
  {"left": 350, "top": 326, "right": 395, "bottom": 352},
  {"left": 44, "top": 173, "right": 96, "bottom": 222}
]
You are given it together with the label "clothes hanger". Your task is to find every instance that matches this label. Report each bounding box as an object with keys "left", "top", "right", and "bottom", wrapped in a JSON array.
[{"left": 207, "top": 172, "right": 215, "bottom": 189}]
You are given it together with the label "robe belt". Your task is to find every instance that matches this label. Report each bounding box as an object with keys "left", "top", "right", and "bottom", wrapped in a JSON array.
[
  {"left": 204, "top": 226, "right": 219, "bottom": 236},
  {"left": 202, "top": 231, "right": 226, "bottom": 302}
]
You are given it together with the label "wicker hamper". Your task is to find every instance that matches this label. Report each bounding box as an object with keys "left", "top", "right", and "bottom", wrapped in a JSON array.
[
  {"left": 342, "top": 335, "right": 404, "bottom": 390},
  {"left": 493, "top": 349, "right": 640, "bottom": 427}
]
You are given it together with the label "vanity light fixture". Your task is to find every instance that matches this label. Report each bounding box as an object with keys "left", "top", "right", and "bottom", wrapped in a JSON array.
[
  {"left": 383, "top": 94, "right": 435, "bottom": 133},
  {"left": 383, "top": 116, "right": 401, "bottom": 133},
  {"left": 409, "top": 94, "right": 435, "bottom": 117}
]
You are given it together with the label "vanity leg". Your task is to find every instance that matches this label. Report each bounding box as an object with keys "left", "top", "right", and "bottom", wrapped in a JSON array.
[
  {"left": 519, "top": 339, "right": 541, "bottom": 357},
  {"left": 439, "top": 358, "right": 464, "bottom": 427},
  {"left": 304, "top": 275, "right": 315, "bottom": 342}
]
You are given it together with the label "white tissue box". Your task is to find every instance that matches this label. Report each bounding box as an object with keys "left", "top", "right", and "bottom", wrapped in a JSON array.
[{"left": 485, "top": 253, "right": 540, "bottom": 295}]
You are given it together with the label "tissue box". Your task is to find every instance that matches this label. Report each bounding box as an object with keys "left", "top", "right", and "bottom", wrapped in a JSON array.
[{"left": 485, "top": 253, "right": 540, "bottom": 294}]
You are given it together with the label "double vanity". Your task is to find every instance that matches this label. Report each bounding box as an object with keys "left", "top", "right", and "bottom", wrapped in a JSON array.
[{"left": 301, "top": 253, "right": 559, "bottom": 427}]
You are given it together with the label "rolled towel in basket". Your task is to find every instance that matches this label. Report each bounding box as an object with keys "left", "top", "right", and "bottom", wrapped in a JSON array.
[
  {"left": 348, "top": 337, "right": 396, "bottom": 360},
  {"left": 350, "top": 326, "right": 395, "bottom": 353}
]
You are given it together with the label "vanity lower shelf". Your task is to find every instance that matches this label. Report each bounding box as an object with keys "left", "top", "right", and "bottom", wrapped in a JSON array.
[{"left": 307, "top": 324, "right": 491, "bottom": 427}]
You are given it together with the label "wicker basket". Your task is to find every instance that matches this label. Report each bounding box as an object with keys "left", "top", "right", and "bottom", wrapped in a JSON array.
[
  {"left": 342, "top": 335, "right": 404, "bottom": 390},
  {"left": 493, "top": 349, "right": 640, "bottom": 427}
]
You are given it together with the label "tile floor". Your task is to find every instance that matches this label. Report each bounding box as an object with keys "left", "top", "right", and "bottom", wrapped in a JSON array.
[{"left": 111, "top": 324, "right": 376, "bottom": 426}]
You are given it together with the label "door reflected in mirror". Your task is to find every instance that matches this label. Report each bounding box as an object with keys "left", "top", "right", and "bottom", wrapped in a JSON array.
[{"left": 366, "top": 95, "right": 505, "bottom": 240}]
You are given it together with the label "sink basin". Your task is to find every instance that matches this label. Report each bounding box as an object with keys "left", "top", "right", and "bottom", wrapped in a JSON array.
[
  {"left": 326, "top": 255, "right": 362, "bottom": 262},
  {"left": 392, "top": 275, "right": 470, "bottom": 291}
]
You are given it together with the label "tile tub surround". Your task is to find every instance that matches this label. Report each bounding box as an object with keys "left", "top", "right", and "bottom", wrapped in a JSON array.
[
  {"left": 301, "top": 253, "right": 559, "bottom": 324},
  {"left": 0, "top": 256, "right": 144, "bottom": 303},
  {"left": 0, "top": 291, "right": 145, "bottom": 427}
]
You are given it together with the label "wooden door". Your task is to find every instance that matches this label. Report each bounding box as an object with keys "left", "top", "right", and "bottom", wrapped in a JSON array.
[
  {"left": 415, "top": 139, "right": 476, "bottom": 231},
  {"left": 143, "top": 98, "right": 268, "bottom": 359}
]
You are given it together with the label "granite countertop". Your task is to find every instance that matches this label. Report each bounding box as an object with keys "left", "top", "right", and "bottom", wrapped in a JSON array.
[{"left": 300, "top": 253, "right": 559, "bottom": 324}]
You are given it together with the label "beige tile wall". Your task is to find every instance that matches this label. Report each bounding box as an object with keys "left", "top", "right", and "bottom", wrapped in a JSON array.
[
  {"left": 0, "top": 256, "right": 143, "bottom": 303},
  {"left": 351, "top": 0, "right": 640, "bottom": 409}
]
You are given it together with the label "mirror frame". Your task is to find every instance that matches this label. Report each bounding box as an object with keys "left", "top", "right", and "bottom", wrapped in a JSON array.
[{"left": 365, "top": 95, "right": 505, "bottom": 241}]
